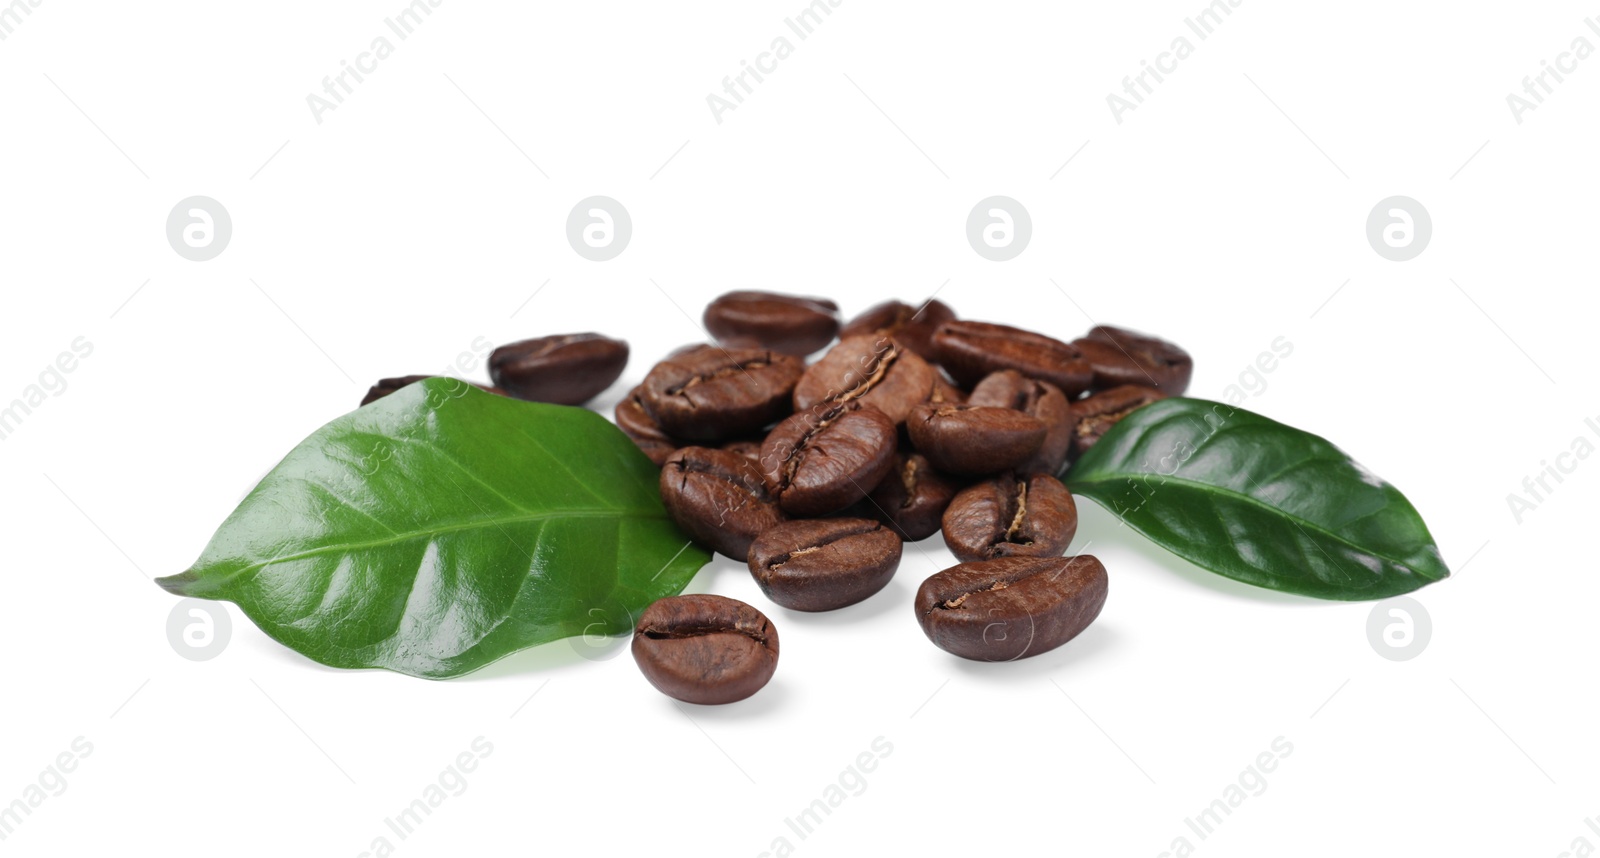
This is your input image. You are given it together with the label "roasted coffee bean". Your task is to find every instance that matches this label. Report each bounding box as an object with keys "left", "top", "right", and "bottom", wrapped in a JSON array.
[
  {"left": 793, "top": 335, "right": 935, "bottom": 424},
  {"left": 905, "top": 402, "right": 1046, "bottom": 476},
  {"left": 1073, "top": 325, "right": 1192, "bottom": 395},
  {"left": 362, "top": 375, "right": 435, "bottom": 406},
  {"left": 660, "top": 447, "right": 786, "bottom": 559},
  {"left": 760, "top": 401, "right": 897, "bottom": 517},
  {"left": 838, "top": 299, "right": 956, "bottom": 359},
  {"left": 928, "top": 372, "right": 966, "bottom": 405},
  {"left": 640, "top": 345, "right": 803, "bottom": 442},
  {"left": 360, "top": 375, "right": 507, "bottom": 407},
  {"left": 942, "top": 472, "right": 1077, "bottom": 563},
  {"left": 864, "top": 451, "right": 958, "bottom": 541},
  {"left": 614, "top": 386, "right": 681, "bottom": 466},
  {"left": 632, "top": 594, "right": 779, "bottom": 704},
  {"left": 915, "top": 555, "right": 1108, "bottom": 661},
  {"left": 703, "top": 290, "right": 840, "bottom": 356},
  {"left": 1069, "top": 384, "right": 1167, "bottom": 454},
  {"left": 747, "top": 518, "right": 902, "bottom": 611},
  {"left": 932, "top": 320, "right": 1093, "bottom": 395},
  {"left": 968, "top": 370, "right": 1073, "bottom": 475},
  {"left": 721, "top": 439, "right": 765, "bottom": 463},
  {"left": 488, "top": 333, "right": 629, "bottom": 405}
]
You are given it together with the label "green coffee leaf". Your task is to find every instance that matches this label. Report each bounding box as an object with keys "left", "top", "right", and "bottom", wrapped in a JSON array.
[
  {"left": 157, "top": 378, "right": 709, "bottom": 678},
  {"left": 1065, "top": 398, "right": 1449, "bottom": 600}
]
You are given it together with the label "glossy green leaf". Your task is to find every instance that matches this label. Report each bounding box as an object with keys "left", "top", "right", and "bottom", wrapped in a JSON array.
[
  {"left": 157, "top": 378, "right": 710, "bottom": 678},
  {"left": 1065, "top": 398, "right": 1449, "bottom": 600}
]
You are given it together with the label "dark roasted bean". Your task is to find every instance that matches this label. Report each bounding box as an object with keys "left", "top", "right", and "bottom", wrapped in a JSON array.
[
  {"left": 905, "top": 402, "right": 1045, "bottom": 476},
  {"left": 968, "top": 370, "right": 1073, "bottom": 475},
  {"left": 640, "top": 345, "right": 803, "bottom": 442},
  {"left": 760, "top": 401, "right": 897, "bottom": 517},
  {"left": 615, "top": 385, "right": 682, "bottom": 466},
  {"left": 793, "top": 335, "right": 935, "bottom": 424},
  {"left": 1073, "top": 325, "right": 1192, "bottom": 394},
  {"left": 703, "top": 290, "right": 840, "bottom": 356},
  {"left": 659, "top": 447, "right": 786, "bottom": 559},
  {"left": 360, "top": 375, "right": 507, "bottom": 407},
  {"left": 1068, "top": 384, "right": 1168, "bottom": 454},
  {"left": 632, "top": 594, "right": 779, "bottom": 704},
  {"left": 864, "top": 451, "right": 958, "bottom": 541},
  {"left": 838, "top": 299, "right": 956, "bottom": 359},
  {"left": 941, "top": 472, "right": 1077, "bottom": 563},
  {"left": 932, "top": 320, "right": 1093, "bottom": 395},
  {"left": 747, "top": 518, "right": 902, "bottom": 611},
  {"left": 488, "top": 333, "right": 629, "bottom": 405},
  {"left": 915, "top": 555, "right": 1108, "bottom": 661}
]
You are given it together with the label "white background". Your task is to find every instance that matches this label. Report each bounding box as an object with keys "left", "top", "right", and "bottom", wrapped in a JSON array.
[{"left": 2, "top": 1, "right": 1597, "bottom": 855}]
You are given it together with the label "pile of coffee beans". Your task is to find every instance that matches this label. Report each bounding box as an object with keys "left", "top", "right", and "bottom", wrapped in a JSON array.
[{"left": 362, "top": 291, "right": 1192, "bottom": 704}]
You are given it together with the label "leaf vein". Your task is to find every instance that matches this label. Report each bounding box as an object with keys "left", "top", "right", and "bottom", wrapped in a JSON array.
[
  {"left": 1072, "top": 475, "right": 1439, "bottom": 578},
  {"left": 299, "top": 478, "right": 402, "bottom": 537},
  {"left": 207, "top": 509, "right": 664, "bottom": 587},
  {"left": 391, "top": 433, "right": 545, "bottom": 515},
  {"left": 507, "top": 422, "right": 611, "bottom": 506}
]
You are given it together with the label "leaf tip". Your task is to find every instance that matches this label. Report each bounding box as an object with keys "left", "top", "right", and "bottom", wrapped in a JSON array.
[{"left": 155, "top": 569, "right": 203, "bottom": 597}]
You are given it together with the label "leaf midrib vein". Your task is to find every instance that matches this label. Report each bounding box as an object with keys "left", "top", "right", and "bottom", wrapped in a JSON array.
[
  {"left": 1069, "top": 473, "right": 1439, "bottom": 578},
  {"left": 212, "top": 507, "right": 663, "bottom": 582}
]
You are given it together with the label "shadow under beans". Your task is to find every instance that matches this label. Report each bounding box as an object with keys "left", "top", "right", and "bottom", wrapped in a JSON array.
[{"left": 1072, "top": 499, "right": 1329, "bottom": 608}]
